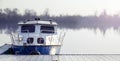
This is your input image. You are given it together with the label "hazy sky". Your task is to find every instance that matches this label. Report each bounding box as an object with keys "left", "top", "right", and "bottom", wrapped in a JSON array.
[{"left": 0, "top": 0, "right": 120, "bottom": 16}]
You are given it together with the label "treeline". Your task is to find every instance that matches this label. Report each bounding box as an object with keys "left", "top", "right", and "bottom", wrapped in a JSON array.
[{"left": 0, "top": 8, "right": 120, "bottom": 33}]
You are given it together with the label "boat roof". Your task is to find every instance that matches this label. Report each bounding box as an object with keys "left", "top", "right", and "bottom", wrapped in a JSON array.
[{"left": 18, "top": 20, "right": 58, "bottom": 26}]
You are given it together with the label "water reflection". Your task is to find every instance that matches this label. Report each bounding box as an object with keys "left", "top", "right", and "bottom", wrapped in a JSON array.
[
  {"left": 1, "top": 28, "right": 120, "bottom": 54},
  {"left": 60, "top": 28, "right": 120, "bottom": 54}
]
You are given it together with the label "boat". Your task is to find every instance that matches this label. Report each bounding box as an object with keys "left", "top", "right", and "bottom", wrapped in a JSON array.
[{"left": 0, "top": 18, "right": 64, "bottom": 55}]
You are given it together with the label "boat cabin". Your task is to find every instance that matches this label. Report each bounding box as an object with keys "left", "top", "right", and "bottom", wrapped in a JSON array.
[{"left": 16, "top": 18, "right": 58, "bottom": 46}]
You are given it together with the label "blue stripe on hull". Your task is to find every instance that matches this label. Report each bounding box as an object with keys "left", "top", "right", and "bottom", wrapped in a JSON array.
[{"left": 13, "top": 45, "right": 51, "bottom": 55}]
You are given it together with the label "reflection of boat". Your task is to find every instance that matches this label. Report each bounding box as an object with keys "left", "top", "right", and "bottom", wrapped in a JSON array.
[{"left": 0, "top": 18, "right": 64, "bottom": 55}]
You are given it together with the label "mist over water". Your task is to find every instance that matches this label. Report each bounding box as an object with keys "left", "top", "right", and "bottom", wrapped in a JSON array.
[{"left": 0, "top": 8, "right": 120, "bottom": 33}]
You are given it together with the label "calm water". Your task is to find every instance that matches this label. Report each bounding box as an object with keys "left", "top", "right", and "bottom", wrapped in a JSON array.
[
  {"left": 1, "top": 28, "right": 120, "bottom": 54},
  {"left": 1, "top": 28, "right": 120, "bottom": 61}
]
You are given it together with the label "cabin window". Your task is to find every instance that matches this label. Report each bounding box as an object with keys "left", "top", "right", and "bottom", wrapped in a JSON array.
[
  {"left": 37, "top": 38, "right": 44, "bottom": 44},
  {"left": 40, "top": 26, "right": 54, "bottom": 33},
  {"left": 27, "top": 38, "right": 34, "bottom": 44},
  {"left": 21, "top": 25, "right": 35, "bottom": 33}
]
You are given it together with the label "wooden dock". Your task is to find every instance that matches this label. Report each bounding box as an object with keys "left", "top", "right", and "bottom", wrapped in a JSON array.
[{"left": 1, "top": 54, "right": 120, "bottom": 61}]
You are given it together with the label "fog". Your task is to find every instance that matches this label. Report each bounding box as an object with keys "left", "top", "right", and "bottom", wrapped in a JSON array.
[{"left": 0, "top": 8, "right": 120, "bottom": 33}]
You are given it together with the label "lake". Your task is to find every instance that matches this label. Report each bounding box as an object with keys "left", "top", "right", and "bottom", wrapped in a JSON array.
[
  {"left": 1, "top": 28, "right": 120, "bottom": 61},
  {"left": 0, "top": 28, "right": 120, "bottom": 54}
]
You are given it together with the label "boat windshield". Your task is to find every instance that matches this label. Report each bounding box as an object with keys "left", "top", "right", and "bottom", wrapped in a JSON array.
[
  {"left": 40, "top": 26, "right": 54, "bottom": 33},
  {"left": 21, "top": 25, "right": 35, "bottom": 33}
]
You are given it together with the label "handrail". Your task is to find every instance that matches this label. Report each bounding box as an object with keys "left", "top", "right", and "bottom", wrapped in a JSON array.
[
  {"left": 10, "top": 33, "right": 15, "bottom": 44},
  {"left": 58, "top": 31, "right": 66, "bottom": 45}
]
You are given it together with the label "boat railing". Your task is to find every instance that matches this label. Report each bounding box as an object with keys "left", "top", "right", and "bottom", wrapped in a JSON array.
[
  {"left": 9, "top": 32, "right": 15, "bottom": 44},
  {"left": 58, "top": 31, "right": 66, "bottom": 45}
]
